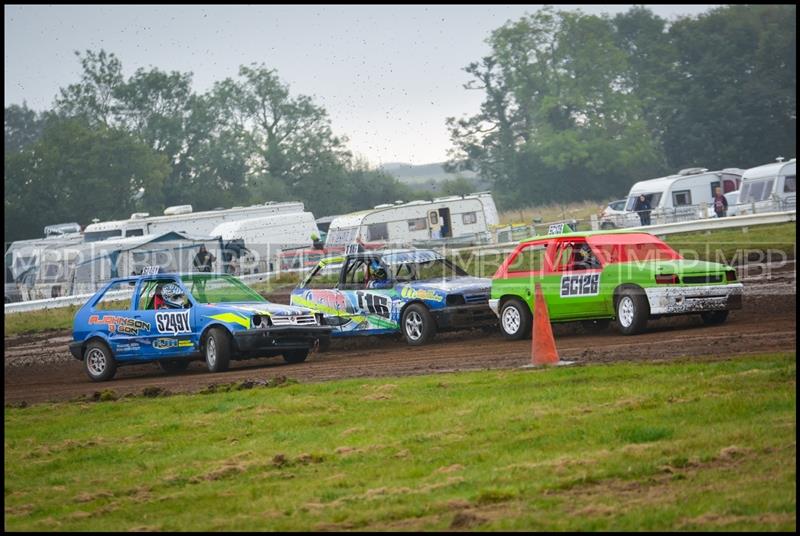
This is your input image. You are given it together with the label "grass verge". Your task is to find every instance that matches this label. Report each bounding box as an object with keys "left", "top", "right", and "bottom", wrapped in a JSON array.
[{"left": 4, "top": 353, "right": 796, "bottom": 531}]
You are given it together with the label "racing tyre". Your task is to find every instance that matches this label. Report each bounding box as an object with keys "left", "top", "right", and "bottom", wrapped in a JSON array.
[
  {"left": 204, "top": 328, "right": 231, "bottom": 373},
  {"left": 615, "top": 287, "right": 649, "bottom": 335},
  {"left": 158, "top": 359, "right": 191, "bottom": 374},
  {"left": 700, "top": 310, "right": 729, "bottom": 325},
  {"left": 283, "top": 349, "right": 309, "bottom": 364},
  {"left": 84, "top": 340, "right": 117, "bottom": 382},
  {"left": 499, "top": 298, "right": 532, "bottom": 340},
  {"left": 401, "top": 303, "right": 436, "bottom": 345},
  {"left": 581, "top": 319, "right": 611, "bottom": 333}
]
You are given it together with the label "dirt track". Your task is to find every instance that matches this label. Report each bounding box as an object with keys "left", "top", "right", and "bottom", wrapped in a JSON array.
[{"left": 5, "top": 274, "right": 796, "bottom": 406}]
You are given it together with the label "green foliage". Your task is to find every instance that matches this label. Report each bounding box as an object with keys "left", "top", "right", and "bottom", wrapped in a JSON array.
[{"left": 448, "top": 5, "right": 796, "bottom": 210}]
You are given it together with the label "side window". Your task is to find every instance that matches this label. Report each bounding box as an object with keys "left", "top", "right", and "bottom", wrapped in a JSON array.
[
  {"left": 672, "top": 190, "right": 692, "bottom": 206},
  {"left": 428, "top": 211, "right": 439, "bottom": 225},
  {"left": 783, "top": 175, "right": 796, "bottom": 193},
  {"left": 94, "top": 281, "right": 134, "bottom": 311},
  {"left": 552, "top": 243, "right": 575, "bottom": 272},
  {"left": 507, "top": 244, "right": 546, "bottom": 274},
  {"left": 408, "top": 218, "right": 427, "bottom": 231},
  {"left": 342, "top": 260, "right": 368, "bottom": 288},
  {"left": 367, "top": 223, "right": 389, "bottom": 241},
  {"left": 301, "top": 264, "right": 342, "bottom": 289},
  {"left": 462, "top": 212, "right": 478, "bottom": 225},
  {"left": 710, "top": 181, "right": 721, "bottom": 199}
]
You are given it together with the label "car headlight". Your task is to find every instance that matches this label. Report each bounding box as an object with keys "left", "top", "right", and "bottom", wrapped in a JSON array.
[
  {"left": 314, "top": 313, "right": 325, "bottom": 325},
  {"left": 252, "top": 314, "right": 271, "bottom": 328},
  {"left": 446, "top": 294, "right": 466, "bottom": 306}
]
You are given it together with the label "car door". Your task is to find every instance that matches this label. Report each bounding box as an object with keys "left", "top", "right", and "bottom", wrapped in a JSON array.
[
  {"left": 337, "top": 256, "right": 396, "bottom": 333},
  {"left": 134, "top": 278, "right": 197, "bottom": 358},
  {"left": 86, "top": 279, "right": 146, "bottom": 360},
  {"left": 543, "top": 239, "right": 606, "bottom": 319}
]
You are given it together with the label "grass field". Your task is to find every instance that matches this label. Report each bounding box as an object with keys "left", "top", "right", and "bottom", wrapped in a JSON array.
[{"left": 4, "top": 354, "right": 796, "bottom": 531}]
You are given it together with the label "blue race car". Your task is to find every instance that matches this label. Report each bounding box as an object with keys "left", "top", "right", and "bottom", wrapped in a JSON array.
[
  {"left": 290, "top": 249, "right": 496, "bottom": 345},
  {"left": 69, "top": 271, "right": 331, "bottom": 381}
]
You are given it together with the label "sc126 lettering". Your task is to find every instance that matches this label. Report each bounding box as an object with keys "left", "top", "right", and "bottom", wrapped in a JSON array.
[{"left": 560, "top": 274, "right": 600, "bottom": 297}]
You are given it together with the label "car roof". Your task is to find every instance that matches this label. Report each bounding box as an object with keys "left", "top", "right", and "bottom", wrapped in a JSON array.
[{"left": 520, "top": 229, "right": 656, "bottom": 243}]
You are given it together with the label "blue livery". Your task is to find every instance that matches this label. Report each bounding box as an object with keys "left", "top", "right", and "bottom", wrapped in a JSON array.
[
  {"left": 70, "top": 272, "right": 331, "bottom": 381},
  {"left": 290, "top": 249, "right": 496, "bottom": 345}
]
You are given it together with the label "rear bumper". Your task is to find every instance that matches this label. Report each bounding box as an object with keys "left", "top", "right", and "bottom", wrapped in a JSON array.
[
  {"left": 431, "top": 304, "right": 497, "bottom": 330},
  {"left": 644, "top": 283, "right": 744, "bottom": 315},
  {"left": 232, "top": 326, "right": 332, "bottom": 353}
]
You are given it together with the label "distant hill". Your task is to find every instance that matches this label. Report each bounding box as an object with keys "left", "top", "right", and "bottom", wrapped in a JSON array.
[{"left": 380, "top": 162, "right": 487, "bottom": 192}]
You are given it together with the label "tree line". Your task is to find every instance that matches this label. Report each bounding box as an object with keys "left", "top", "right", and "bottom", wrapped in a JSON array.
[
  {"left": 446, "top": 4, "right": 796, "bottom": 208},
  {"left": 5, "top": 5, "right": 796, "bottom": 242}
]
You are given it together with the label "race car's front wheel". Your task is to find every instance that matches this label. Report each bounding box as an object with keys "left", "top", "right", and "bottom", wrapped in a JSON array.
[
  {"left": 205, "top": 328, "right": 231, "bottom": 373},
  {"left": 499, "top": 298, "right": 531, "bottom": 340},
  {"left": 402, "top": 304, "right": 436, "bottom": 345},
  {"left": 283, "top": 349, "right": 309, "bottom": 364},
  {"left": 84, "top": 340, "right": 117, "bottom": 382},
  {"left": 615, "top": 288, "right": 649, "bottom": 335}
]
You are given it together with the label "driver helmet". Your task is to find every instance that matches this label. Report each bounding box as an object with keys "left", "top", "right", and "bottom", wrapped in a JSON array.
[
  {"left": 161, "top": 283, "right": 185, "bottom": 308},
  {"left": 370, "top": 259, "right": 387, "bottom": 280}
]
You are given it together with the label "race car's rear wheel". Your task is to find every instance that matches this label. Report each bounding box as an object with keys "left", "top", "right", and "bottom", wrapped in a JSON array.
[
  {"left": 402, "top": 303, "right": 436, "bottom": 345},
  {"left": 283, "top": 349, "right": 309, "bottom": 364},
  {"left": 700, "top": 310, "right": 729, "bottom": 325},
  {"left": 84, "top": 340, "right": 117, "bottom": 382},
  {"left": 205, "top": 328, "right": 231, "bottom": 373},
  {"left": 158, "top": 359, "right": 191, "bottom": 374},
  {"left": 615, "top": 288, "right": 649, "bottom": 335},
  {"left": 499, "top": 298, "right": 531, "bottom": 340}
]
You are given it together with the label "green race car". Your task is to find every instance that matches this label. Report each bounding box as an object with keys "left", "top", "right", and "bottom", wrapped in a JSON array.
[{"left": 490, "top": 230, "right": 743, "bottom": 337}]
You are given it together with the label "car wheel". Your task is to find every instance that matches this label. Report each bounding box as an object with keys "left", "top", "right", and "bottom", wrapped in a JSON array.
[
  {"left": 204, "top": 328, "right": 231, "bottom": 373},
  {"left": 615, "top": 288, "right": 649, "bottom": 335},
  {"left": 84, "top": 340, "right": 117, "bottom": 382},
  {"left": 158, "top": 359, "right": 191, "bottom": 374},
  {"left": 700, "top": 310, "right": 729, "bottom": 325},
  {"left": 581, "top": 319, "right": 611, "bottom": 333},
  {"left": 401, "top": 303, "right": 436, "bottom": 345},
  {"left": 499, "top": 298, "right": 532, "bottom": 340},
  {"left": 283, "top": 349, "right": 309, "bottom": 364}
]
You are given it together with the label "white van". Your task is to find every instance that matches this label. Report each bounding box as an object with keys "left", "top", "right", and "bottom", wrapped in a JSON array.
[
  {"left": 324, "top": 192, "right": 499, "bottom": 248},
  {"left": 210, "top": 212, "right": 320, "bottom": 272},
  {"left": 735, "top": 158, "right": 796, "bottom": 215},
  {"left": 615, "top": 167, "right": 744, "bottom": 226}
]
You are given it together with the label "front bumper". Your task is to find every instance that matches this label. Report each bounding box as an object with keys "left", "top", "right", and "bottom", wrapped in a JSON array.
[
  {"left": 644, "top": 283, "right": 744, "bottom": 315},
  {"left": 431, "top": 304, "right": 497, "bottom": 330},
  {"left": 232, "top": 326, "right": 332, "bottom": 353}
]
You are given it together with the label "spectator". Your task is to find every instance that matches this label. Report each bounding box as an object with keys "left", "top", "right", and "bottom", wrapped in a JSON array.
[
  {"left": 193, "top": 245, "right": 216, "bottom": 272},
  {"left": 633, "top": 194, "right": 652, "bottom": 226},
  {"left": 713, "top": 187, "right": 728, "bottom": 218}
]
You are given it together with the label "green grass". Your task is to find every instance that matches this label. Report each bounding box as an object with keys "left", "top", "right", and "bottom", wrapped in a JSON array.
[{"left": 4, "top": 354, "right": 796, "bottom": 531}]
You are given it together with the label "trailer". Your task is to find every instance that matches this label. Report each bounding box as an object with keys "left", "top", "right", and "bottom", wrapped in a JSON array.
[
  {"left": 324, "top": 192, "right": 499, "bottom": 249},
  {"left": 735, "top": 158, "right": 796, "bottom": 215}
]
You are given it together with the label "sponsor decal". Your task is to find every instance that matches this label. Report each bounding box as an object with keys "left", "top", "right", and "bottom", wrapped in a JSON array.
[
  {"left": 560, "top": 274, "right": 600, "bottom": 297},
  {"left": 400, "top": 286, "right": 444, "bottom": 303},
  {"left": 153, "top": 338, "right": 194, "bottom": 350},
  {"left": 114, "top": 343, "right": 141, "bottom": 352},
  {"left": 156, "top": 310, "right": 191, "bottom": 335},
  {"left": 89, "top": 314, "right": 151, "bottom": 336}
]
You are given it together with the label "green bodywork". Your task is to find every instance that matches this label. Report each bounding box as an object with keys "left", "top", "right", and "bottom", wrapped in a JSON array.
[{"left": 491, "top": 231, "right": 738, "bottom": 321}]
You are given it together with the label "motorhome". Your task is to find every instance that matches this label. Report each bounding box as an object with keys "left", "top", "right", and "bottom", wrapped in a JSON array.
[
  {"left": 735, "top": 158, "right": 796, "bottom": 215},
  {"left": 82, "top": 201, "right": 306, "bottom": 242},
  {"left": 324, "top": 192, "right": 499, "bottom": 249},
  {"left": 614, "top": 167, "right": 744, "bottom": 227}
]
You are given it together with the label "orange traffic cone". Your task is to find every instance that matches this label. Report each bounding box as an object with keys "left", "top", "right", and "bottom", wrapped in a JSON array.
[{"left": 531, "top": 282, "right": 560, "bottom": 366}]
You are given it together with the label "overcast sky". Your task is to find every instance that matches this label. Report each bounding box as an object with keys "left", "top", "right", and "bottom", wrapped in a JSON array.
[{"left": 5, "top": 4, "right": 716, "bottom": 166}]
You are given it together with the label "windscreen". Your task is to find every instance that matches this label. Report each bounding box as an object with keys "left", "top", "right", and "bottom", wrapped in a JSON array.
[{"left": 180, "top": 273, "right": 266, "bottom": 304}]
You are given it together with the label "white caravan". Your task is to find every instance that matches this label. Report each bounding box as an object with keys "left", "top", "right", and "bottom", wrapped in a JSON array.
[
  {"left": 735, "top": 158, "right": 796, "bottom": 215},
  {"left": 324, "top": 192, "right": 500, "bottom": 248},
  {"left": 615, "top": 167, "right": 744, "bottom": 226},
  {"left": 82, "top": 201, "right": 306, "bottom": 242},
  {"left": 210, "top": 212, "right": 320, "bottom": 272}
]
